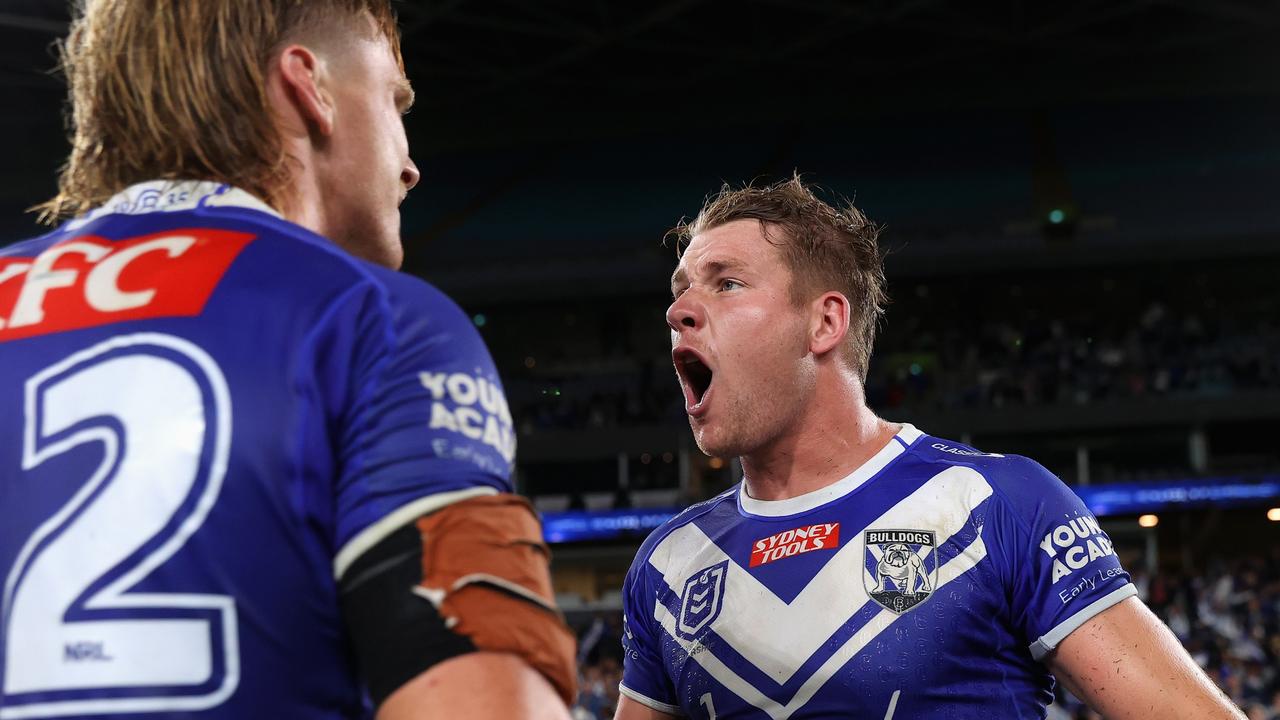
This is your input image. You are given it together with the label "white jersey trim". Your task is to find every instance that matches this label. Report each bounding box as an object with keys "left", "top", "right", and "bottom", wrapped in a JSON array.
[
  {"left": 333, "top": 486, "right": 499, "bottom": 580},
  {"left": 618, "top": 683, "right": 684, "bottom": 716},
  {"left": 737, "top": 423, "right": 923, "bottom": 518},
  {"left": 66, "top": 180, "right": 282, "bottom": 230},
  {"left": 1028, "top": 584, "right": 1137, "bottom": 661}
]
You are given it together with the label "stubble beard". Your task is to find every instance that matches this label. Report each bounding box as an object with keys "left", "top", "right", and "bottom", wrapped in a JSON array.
[{"left": 691, "top": 380, "right": 800, "bottom": 462}]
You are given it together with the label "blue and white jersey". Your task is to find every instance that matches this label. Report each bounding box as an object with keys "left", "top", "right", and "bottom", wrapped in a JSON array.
[
  {"left": 620, "top": 425, "right": 1134, "bottom": 719},
  {"left": 0, "top": 182, "right": 515, "bottom": 718}
]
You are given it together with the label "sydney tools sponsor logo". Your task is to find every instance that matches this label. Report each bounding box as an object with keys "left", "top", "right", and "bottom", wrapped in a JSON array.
[{"left": 749, "top": 523, "right": 841, "bottom": 567}]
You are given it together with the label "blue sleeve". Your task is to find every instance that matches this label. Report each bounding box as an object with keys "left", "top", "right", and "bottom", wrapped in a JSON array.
[
  {"left": 986, "top": 457, "right": 1136, "bottom": 661},
  {"left": 619, "top": 542, "right": 683, "bottom": 715},
  {"left": 323, "top": 271, "right": 516, "bottom": 575}
]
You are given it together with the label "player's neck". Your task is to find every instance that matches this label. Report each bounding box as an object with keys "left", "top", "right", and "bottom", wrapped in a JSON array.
[
  {"left": 739, "top": 384, "right": 897, "bottom": 503},
  {"left": 279, "top": 172, "right": 326, "bottom": 237}
]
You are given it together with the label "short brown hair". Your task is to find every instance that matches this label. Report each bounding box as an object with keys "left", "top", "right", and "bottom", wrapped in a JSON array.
[
  {"left": 36, "top": 0, "right": 402, "bottom": 223},
  {"left": 671, "top": 175, "right": 888, "bottom": 381}
]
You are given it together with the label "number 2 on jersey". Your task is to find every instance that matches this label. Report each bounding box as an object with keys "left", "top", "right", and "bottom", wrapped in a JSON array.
[{"left": 1, "top": 334, "right": 238, "bottom": 718}]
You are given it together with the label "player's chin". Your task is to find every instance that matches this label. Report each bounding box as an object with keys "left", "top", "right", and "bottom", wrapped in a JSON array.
[
  {"left": 381, "top": 215, "right": 405, "bottom": 269},
  {"left": 381, "top": 240, "right": 405, "bottom": 270},
  {"left": 370, "top": 226, "right": 404, "bottom": 270},
  {"left": 692, "top": 425, "right": 738, "bottom": 461}
]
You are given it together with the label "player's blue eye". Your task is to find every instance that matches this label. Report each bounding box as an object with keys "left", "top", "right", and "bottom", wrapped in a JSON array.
[{"left": 719, "top": 280, "right": 741, "bottom": 291}]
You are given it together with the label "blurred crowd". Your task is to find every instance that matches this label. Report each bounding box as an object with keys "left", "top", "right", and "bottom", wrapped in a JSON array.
[
  {"left": 567, "top": 549, "right": 1280, "bottom": 719},
  {"left": 1055, "top": 549, "right": 1280, "bottom": 718},
  {"left": 868, "top": 301, "right": 1280, "bottom": 412},
  {"left": 570, "top": 615, "right": 626, "bottom": 720},
  {"left": 511, "top": 298, "right": 1280, "bottom": 431}
]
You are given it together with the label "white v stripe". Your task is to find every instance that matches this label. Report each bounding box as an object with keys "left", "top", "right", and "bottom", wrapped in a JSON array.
[
  {"left": 656, "top": 533, "right": 989, "bottom": 720},
  {"left": 648, "top": 466, "right": 993, "bottom": 686}
]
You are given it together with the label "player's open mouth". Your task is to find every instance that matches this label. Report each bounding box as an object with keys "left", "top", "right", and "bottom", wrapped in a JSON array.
[{"left": 673, "top": 347, "right": 714, "bottom": 416}]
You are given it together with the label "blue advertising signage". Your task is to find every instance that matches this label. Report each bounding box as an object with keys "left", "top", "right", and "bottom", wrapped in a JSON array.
[
  {"left": 1074, "top": 476, "right": 1280, "bottom": 517},
  {"left": 541, "top": 508, "right": 680, "bottom": 543},
  {"left": 539, "top": 476, "right": 1280, "bottom": 543}
]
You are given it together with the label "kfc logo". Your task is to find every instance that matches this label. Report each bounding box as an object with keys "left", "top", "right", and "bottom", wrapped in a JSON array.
[{"left": 0, "top": 229, "right": 252, "bottom": 340}]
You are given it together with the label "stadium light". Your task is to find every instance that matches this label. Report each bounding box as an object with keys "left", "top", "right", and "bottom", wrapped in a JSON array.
[
  {"left": 1138, "top": 514, "right": 1159, "bottom": 528},
  {"left": 1048, "top": 209, "right": 1066, "bottom": 224},
  {"left": 1267, "top": 508, "right": 1280, "bottom": 522}
]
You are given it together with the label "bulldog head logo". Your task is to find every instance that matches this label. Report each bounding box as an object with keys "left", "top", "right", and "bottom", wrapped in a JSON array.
[
  {"left": 863, "top": 529, "right": 937, "bottom": 614},
  {"left": 677, "top": 561, "right": 728, "bottom": 640}
]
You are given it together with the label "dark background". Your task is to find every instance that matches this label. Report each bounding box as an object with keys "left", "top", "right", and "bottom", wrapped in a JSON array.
[{"left": 3, "top": 3, "right": 1279, "bottom": 717}]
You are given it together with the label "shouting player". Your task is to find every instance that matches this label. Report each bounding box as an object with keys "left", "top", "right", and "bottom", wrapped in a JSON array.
[
  {"left": 615, "top": 177, "right": 1244, "bottom": 719},
  {"left": 0, "top": 1, "right": 573, "bottom": 718}
]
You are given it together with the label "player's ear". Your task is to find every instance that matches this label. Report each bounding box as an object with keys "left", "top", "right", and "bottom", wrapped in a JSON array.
[
  {"left": 809, "top": 291, "right": 850, "bottom": 357},
  {"left": 274, "top": 44, "right": 336, "bottom": 138}
]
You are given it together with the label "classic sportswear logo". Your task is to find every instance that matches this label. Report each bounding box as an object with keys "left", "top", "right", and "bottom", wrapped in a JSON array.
[{"left": 749, "top": 523, "right": 840, "bottom": 567}]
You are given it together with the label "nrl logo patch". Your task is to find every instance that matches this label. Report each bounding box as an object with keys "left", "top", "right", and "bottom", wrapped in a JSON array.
[
  {"left": 863, "top": 529, "right": 937, "bottom": 614},
  {"left": 677, "top": 561, "right": 728, "bottom": 640}
]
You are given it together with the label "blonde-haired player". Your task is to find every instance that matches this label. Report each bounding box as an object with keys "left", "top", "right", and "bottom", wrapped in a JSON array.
[{"left": 0, "top": 2, "right": 573, "bottom": 718}]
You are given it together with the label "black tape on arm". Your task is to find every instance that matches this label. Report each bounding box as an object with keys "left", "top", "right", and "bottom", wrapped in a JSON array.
[{"left": 338, "top": 523, "right": 476, "bottom": 706}]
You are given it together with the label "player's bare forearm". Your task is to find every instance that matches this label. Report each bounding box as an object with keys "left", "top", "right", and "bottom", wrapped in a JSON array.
[
  {"left": 615, "top": 694, "right": 680, "bottom": 720},
  {"left": 1047, "top": 597, "right": 1245, "bottom": 719},
  {"left": 378, "top": 651, "right": 571, "bottom": 720}
]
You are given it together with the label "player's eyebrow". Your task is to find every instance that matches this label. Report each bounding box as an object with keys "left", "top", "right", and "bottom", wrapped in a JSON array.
[
  {"left": 670, "top": 258, "right": 747, "bottom": 295},
  {"left": 394, "top": 78, "right": 415, "bottom": 114}
]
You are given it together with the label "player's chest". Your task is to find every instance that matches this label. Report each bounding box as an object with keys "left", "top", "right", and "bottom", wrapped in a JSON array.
[
  {"left": 652, "top": 527, "right": 1002, "bottom": 676},
  {"left": 646, "top": 478, "right": 1003, "bottom": 716},
  {"left": 653, "top": 547, "right": 1009, "bottom": 719}
]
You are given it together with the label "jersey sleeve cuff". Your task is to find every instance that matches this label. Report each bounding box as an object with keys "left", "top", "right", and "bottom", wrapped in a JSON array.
[
  {"left": 334, "top": 486, "right": 498, "bottom": 580},
  {"left": 619, "top": 683, "right": 684, "bottom": 716},
  {"left": 1028, "top": 583, "right": 1137, "bottom": 661}
]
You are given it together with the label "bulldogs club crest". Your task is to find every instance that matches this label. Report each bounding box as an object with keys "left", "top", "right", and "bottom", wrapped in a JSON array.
[
  {"left": 677, "top": 561, "right": 728, "bottom": 640},
  {"left": 863, "top": 529, "right": 937, "bottom": 614}
]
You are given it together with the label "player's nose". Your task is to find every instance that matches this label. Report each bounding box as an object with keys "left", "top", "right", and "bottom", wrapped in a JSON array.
[
  {"left": 402, "top": 157, "right": 421, "bottom": 192},
  {"left": 666, "top": 293, "right": 701, "bottom": 333}
]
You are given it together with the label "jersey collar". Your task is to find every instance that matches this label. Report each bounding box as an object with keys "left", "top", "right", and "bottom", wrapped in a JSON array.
[
  {"left": 65, "top": 179, "right": 282, "bottom": 230},
  {"left": 737, "top": 423, "right": 924, "bottom": 518}
]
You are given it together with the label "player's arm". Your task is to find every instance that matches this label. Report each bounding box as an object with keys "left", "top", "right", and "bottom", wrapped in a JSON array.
[
  {"left": 340, "top": 494, "right": 576, "bottom": 720},
  {"left": 381, "top": 652, "right": 567, "bottom": 720},
  {"left": 984, "top": 456, "right": 1241, "bottom": 720},
  {"left": 1046, "top": 596, "right": 1245, "bottom": 720},
  {"left": 615, "top": 694, "right": 680, "bottom": 719},
  {"left": 327, "top": 277, "right": 576, "bottom": 717},
  {"left": 614, "top": 532, "right": 685, "bottom": 719}
]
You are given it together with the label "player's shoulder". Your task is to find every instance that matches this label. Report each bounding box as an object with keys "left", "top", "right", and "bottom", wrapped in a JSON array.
[
  {"left": 903, "top": 428, "right": 1063, "bottom": 492},
  {"left": 196, "top": 206, "right": 471, "bottom": 330},
  {"left": 360, "top": 258, "right": 470, "bottom": 325},
  {"left": 902, "top": 427, "right": 1079, "bottom": 528},
  {"left": 630, "top": 486, "right": 739, "bottom": 571},
  {"left": 0, "top": 227, "right": 62, "bottom": 257}
]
